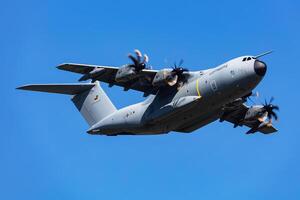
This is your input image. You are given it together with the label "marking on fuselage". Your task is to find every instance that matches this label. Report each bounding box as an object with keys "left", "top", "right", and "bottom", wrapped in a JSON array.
[
  {"left": 196, "top": 79, "right": 202, "bottom": 98},
  {"left": 209, "top": 64, "right": 228, "bottom": 75}
]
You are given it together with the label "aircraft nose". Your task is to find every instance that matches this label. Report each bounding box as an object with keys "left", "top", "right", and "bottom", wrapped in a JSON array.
[{"left": 254, "top": 60, "right": 267, "bottom": 76}]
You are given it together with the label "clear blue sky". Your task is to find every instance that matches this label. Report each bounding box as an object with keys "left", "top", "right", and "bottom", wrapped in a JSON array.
[{"left": 1, "top": 0, "right": 300, "bottom": 199}]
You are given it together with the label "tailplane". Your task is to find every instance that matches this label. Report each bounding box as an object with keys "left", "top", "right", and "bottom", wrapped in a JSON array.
[{"left": 17, "top": 81, "right": 117, "bottom": 126}]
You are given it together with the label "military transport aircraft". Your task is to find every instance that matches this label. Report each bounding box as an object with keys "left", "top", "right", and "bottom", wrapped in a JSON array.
[{"left": 18, "top": 49, "right": 279, "bottom": 136}]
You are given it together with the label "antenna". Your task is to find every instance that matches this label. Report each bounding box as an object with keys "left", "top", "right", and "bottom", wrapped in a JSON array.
[{"left": 254, "top": 50, "right": 273, "bottom": 59}]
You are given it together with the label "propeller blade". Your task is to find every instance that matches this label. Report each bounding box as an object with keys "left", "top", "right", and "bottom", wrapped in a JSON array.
[
  {"left": 272, "top": 105, "right": 279, "bottom": 111},
  {"left": 128, "top": 54, "right": 139, "bottom": 66},
  {"left": 134, "top": 49, "right": 142, "bottom": 57},
  {"left": 134, "top": 49, "right": 142, "bottom": 63},
  {"left": 268, "top": 110, "right": 278, "bottom": 121},
  {"left": 178, "top": 59, "right": 184, "bottom": 67},
  {"left": 269, "top": 96, "right": 274, "bottom": 104},
  {"left": 173, "top": 61, "right": 177, "bottom": 68},
  {"left": 272, "top": 111, "right": 278, "bottom": 121},
  {"left": 143, "top": 54, "right": 149, "bottom": 64}
]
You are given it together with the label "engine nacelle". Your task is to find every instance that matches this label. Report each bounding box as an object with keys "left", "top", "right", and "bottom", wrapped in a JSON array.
[
  {"left": 115, "top": 65, "right": 138, "bottom": 82},
  {"left": 152, "top": 69, "right": 178, "bottom": 87},
  {"left": 244, "top": 106, "right": 266, "bottom": 121}
]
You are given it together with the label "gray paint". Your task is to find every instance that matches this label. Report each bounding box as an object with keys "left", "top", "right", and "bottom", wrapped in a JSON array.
[
  {"left": 18, "top": 53, "right": 277, "bottom": 135},
  {"left": 72, "top": 81, "right": 117, "bottom": 126}
]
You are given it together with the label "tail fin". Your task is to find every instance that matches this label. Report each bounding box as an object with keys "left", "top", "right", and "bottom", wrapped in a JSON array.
[
  {"left": 17, "top": 81, "right": 117, "bottom": 126},
  {"left": 71, "top": 82, "right": 117, "bottom": 126}
]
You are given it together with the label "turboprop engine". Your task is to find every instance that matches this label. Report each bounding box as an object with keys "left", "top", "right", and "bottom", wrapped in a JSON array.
[
  {"left": 152, "top": 69, "right": 178, "bottom": 87},
  {"left": 152, "top": 61, "right": 189, "bottom": 88},
  {"left": 115, "top": 49, "right": 149, "bottom": 82}
]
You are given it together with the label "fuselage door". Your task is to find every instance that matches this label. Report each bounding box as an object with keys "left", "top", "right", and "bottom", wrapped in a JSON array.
[{"left": 210, "top": 80, "right": 218, "bottom": 92}]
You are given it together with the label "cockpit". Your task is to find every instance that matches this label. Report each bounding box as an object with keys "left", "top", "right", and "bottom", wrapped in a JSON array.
[{"left": 242, "top": 57, "right": 255, "bottom": 62}]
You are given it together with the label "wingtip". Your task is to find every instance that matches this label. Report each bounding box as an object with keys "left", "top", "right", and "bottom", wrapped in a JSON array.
[
  {"left": 16, "top": 85, "right": 31, "bottom": 90},
  {"left": 56, "top": 63, "right": 69, "bottom": 70}
]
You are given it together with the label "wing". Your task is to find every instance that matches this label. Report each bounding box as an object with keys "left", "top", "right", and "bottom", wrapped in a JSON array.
[
  {"left": 174, "top": 109, "right": 222, "bottom": 133},
  {"left": 221, "top": 103, "right": 277, "bottom": 134},
  {"left": 256, "top": 124, "right": 277, "bottom": 134},
  {"left": 57, "top": 63, "right": 159, "bottom": 95}
]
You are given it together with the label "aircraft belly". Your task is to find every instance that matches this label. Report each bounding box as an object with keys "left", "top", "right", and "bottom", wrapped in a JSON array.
[
  {"left": 89, "top": 102, "right": 167, "bottom": 135},
  {"left": 173, "top": 108, "right": 222, "bottom": 133}
]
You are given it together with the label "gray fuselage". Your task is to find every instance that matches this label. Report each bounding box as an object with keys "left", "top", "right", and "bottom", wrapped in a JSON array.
[{"left": 88, "top": 56, "right": 263, "bottom": 135}]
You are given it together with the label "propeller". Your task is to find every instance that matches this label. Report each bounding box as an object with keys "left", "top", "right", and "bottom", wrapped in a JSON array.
[
  {"left": 263, "top": 97, "right": 279, "bottom": 121},
  {"left": 128, "top": 49, "right": 149, "bottom": 71},
  {"left": 169, "top": 59, "right": 189, "bottom": 87}
]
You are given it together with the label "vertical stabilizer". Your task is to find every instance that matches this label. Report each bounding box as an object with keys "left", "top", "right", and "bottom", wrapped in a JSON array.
[{"left": 71, "top": 81, "right": 117, "bottom": 126}]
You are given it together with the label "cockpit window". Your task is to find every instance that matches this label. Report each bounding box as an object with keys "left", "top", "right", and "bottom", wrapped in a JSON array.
[{"left": 242, "top": 57, "right": 253, "bottom": 62}]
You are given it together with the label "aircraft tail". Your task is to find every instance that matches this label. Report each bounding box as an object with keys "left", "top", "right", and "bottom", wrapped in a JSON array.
[{"left": 17, "top": 81, "right": 117, "bottom": 126}]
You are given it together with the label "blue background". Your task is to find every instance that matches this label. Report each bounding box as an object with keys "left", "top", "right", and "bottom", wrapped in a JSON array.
[{"left": 2, "top": 0, "right": 300, "bottom": 199}]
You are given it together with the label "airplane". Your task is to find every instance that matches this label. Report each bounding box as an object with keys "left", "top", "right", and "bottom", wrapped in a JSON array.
[{"left": 17, "top": 49, "right": 279, "bottom": 136}]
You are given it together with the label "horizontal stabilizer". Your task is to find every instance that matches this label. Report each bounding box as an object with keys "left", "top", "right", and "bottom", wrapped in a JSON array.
[{"left": 17, "top": 83, "right": 95, "bottom": 95}]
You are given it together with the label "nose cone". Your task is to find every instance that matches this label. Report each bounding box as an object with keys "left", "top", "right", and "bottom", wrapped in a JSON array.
[{"left": 254, "top": 60, "right": 267, "bottom": 76}]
